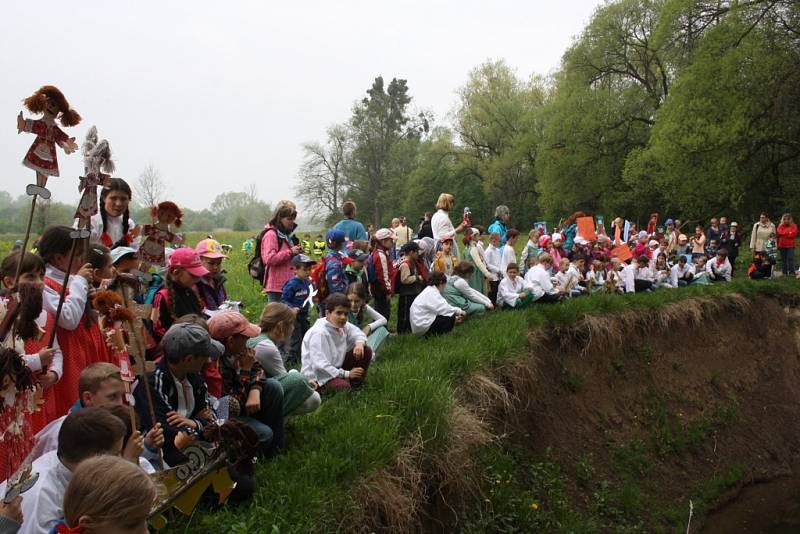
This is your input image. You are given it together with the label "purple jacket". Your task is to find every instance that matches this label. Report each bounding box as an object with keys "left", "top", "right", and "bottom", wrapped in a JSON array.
[{"left": 261, "top": 224, "right": 296, "bottom": 293}]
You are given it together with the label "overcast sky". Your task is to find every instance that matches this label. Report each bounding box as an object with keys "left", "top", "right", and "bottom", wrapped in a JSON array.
[{"left": 0, "top": 0, "right": 602, "bottom": 210}]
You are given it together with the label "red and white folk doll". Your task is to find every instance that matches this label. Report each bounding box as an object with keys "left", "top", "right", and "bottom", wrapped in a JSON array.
[
  {"left": 16, "top": 85, "right": 81, "bottom": 198},
  {"left": 0, "top": 347, "right": 38, "bottom": 482},
  {"left": 141, "top": 201, "right": 184, "bottom": 267}
]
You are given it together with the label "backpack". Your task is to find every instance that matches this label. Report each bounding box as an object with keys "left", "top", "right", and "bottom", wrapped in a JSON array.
[
  {"left": 248, "top": 227, "right": 282, "bottom": 283},
  {"left": 365, "top": 250, "right": 379, "bottom": 284},
  {"left": 311, "top": 256, "right": 331, "bottom": 302}
]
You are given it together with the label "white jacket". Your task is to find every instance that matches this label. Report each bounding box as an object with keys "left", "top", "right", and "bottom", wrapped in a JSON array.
[
  {"left": 452, "top": 276, "right": 492, "bottom": 308},
  {"left": 483, "top": 245, "right": 503, "bottom": 282},
  {"left": 706, "top": 257, "right": 732, "bottom": 281},
  {"left": 301, "top": 318, "right": 367, "bottom": 386},
  {"left": 497, "top": 276, "right": 531, "bottom": 308},
  {"left": 525, "top": 264, "right": 554, "bottom": 299},
  {"left": 410, "top": 286, "right": 462, "bottom": 335},
  {"left": 43, "top": 265, "right": 90, "bottom": 330},
  {"left": 431, "top": 209, "right": 456, "bottom": 241}
]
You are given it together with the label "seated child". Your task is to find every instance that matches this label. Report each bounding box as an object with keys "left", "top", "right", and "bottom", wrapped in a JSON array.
[
  {"left": 396, "top": 241, "right": 427, "bottom": 334},
  {"left": 152, "top": 248, "right": 207, "bottom": 341},
  {"left": 554, "top": 258, "right": 583, "bottom": 297},
  {"left": 208, "top": 311, "right": 285, "bottom": 453},
  {"left": 54, "top": 455, "right": 156, "bottom": 534},
  {"left": 497, "top": 263, "right": 535, "bottom": 308},
  {"left": 249, "top": 303, "right": 321, "bottom": 416},
  {"left": 622, "top": 256, "right": 654, "bottom": 293},
  {"left": 194, "top": 239, "right": 228, "bottom": 311},
  {"left": 281, "top": 254, "right": 315, "bottom": 365},
  {"left": 133, "top": 322, "right": 223, "bottom": 467},
  {"left": 17, "top": 408, "right": 126, "bottom": 534},
  {"left": 670, "top": 255, "right": 695, "bottom": 287},
  {"left": 431, "top": 237, "right": 458, "bottom": 277},
  {"left": 410, "top": 272, "right": 465, "bottom": 336},
  {"left": 706, "top": 248, "right": 732, "bottom": 282},
  {"left": 652, "top": 253, "right": 675, "bottom": 288},
  {"left": 109, "top": 246, "right": 140, "bottom": 275},
  {"left": 442, "top": 262, "right": 494, "bottom": 316},
  {"left": 301, "top": 293, "right": 371, "bottom": 391},
  {"left": 525, "top": 253, "right": 566, "bottom": 302},
  {"left": 748, "top": 252, "right": 773, "bottom": 280},
  {"left": 586, "top": 259, "right": 606, "bottom": 293},
  {"left": 345, "top": 283, "right": 390, "bottom": 354}
]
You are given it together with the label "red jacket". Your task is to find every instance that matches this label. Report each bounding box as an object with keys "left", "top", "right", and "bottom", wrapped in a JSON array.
[
  {"left": 777, "top": 223, "right": 797, "bottom": 249},
  {"left": 371, "top": 247, "right": 395, "bottom": 295}
]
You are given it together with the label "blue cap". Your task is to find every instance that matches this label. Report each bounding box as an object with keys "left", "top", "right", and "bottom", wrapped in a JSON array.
[{"left": 325, "top": 229, "right": 345, "bottom": 245}]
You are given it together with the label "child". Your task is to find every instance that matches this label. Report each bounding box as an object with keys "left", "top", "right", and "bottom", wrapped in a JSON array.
[
  {"left": 497, "top": 263, "right": 534, "bottom": 308},
  {"left": 706, "top": 248, "right": 732, "bottom": 282},
  {"left": 312, "top": 234, "right": 326, "bottom": 261},
  {"left": 344, "top": 249, "right": 369, "bottom": 287},
  {"left": 720, "top": 221, "right": 742, "bottom": 274},
  {"left": 463, "top": 228, "right": 492, "bottom": 296},
  {"left": 281, "top": 254, "right": 315, "bottom": 365},
  {"left": 653, "top": 253, "right": 675, "bottom": 288},
  {"left": 85, "top": 244, "right": 114, "bottom": 290},
  {"left": 152, "top": 248, "right": 207, "bottom": 341},
  {"left": 208, "top": 311, "right": 285, "bottom": 454},
  {"left": 483, "top": 232, "right": 503, "bottom": 304},
  {"left": 499, "top": 228, "right": 520, "bottom": 275},
  {"left": 133, "top": 322, "right": 223, "bottom": 467},
  {"left": 622, "top": 256, "right": 654, "bottom": 293},
  {"left": 369, "top": 228, "right": 396, "bottom": 322},
  {"left": 320, "top": 230, "right": 348, "bottom": 314},
  {"left": 705, "top": 239, "right": 719, "bottom": 260},
  {"left": 195, "top": 238, "right": 228, "bottom": 311},
  {"left": 442, "top": 262, "right": 494, "bottom": 316},
  {"left": 748, "top": 252, "right": 773, "bottom": 280},
  {"left": 690, "top": 227, "right": 707, "bottom": 260},
  {"left": 764, "top": 232, "right": 778, "bottom": 266},
  {"left": 431, "top": 237, "right": 458, "bottom": 277},
  {"left": 249, "top": 303, "right": 320, "bottom": 416},
  {"left": 301, "top": 233, "right": 313, "bottom": 256},
  {"left": 671, "top": 255, "right": 695, "bottom": 287},
  {"left": 554, "top": 258, "right": 582, "bottom": 297},
  {"left": 345, "top": 283, "right": 390, "bottom": 355},
  {"left": 396, "top": 242, "right": 427, "bottom": 334},
  {"left": 56, "top": 455, "right": 156, "bottom": 534},
  {"left": 519, "top": 229, "right": 541, "bottom": 275},
  {"left": 109, "top": 246, "right": 139, "bottom": 275},
  {"left": 38, "top": 226, "right": 111, "bottom": 417},
  {"left": 586, "top": 259, "right": 606, "bottom": 293},
  {"left": 409, "top": 272, "right": 465, "bottom": 336},
  {"left": 301, "top": 293, "right": 371, "bottom": 391},
  {"left": 90, "top": 178, "right": 139, "bottom": 249},
  {"left": 19, "top": 407, "right": 127, "bottom": 534}
]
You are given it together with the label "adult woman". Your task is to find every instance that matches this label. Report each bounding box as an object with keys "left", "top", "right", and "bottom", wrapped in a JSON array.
[
  {"left": 750, "top": 212, "right": 776, "bottom": 254},
  {"left": 90, "top": 178, "right": 138, "bottom": 248},
  {"left": 690, "top": 226, "right": 706, "bottom": 260},
  {"left": 486, "top": 205, "right": 511, "bottom": 246},
  {"left": 443, "top": 261, "right": 494, "bottom": 316},
  {"left": 431, "top": 193, "right": 465, "bottom": 243},
  {"left": 463, "top": 228, "right": 492, "bottom": 295},
  {"left": 776, "top": 213, "right": 797, "bottom": 276},
  {"left": 561, "top": 211, "right": 585, "bottom": 252},
  {"left": 261, "top": 201, "right": 303, "bottom": 302}
]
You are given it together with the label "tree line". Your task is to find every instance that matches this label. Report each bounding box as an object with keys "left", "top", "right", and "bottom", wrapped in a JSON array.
[{"left": 296, "top": 0, "right": 799, "bottom": 229}]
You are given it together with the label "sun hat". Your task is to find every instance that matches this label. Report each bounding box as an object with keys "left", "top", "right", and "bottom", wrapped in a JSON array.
[
  {"left": 374, "top": 228, "right": 395, "bottom": 241},
  {"left": 167, "top": 248, "right": 209, "bottom": 277},
  {"left": 195, "top": 239, "right": 227, "bottom": 259},
  {"left": 207, "top": 311, "right": 260, "bottom": 340},
  {"left": 110, "top": 246, "right": 137, "bottom": 265},
  {"left": 291, "top": 254, "right": 316, "bottom": 267},
  {"left": 162, "top": 322, "right": 224, "bottom": 361}
]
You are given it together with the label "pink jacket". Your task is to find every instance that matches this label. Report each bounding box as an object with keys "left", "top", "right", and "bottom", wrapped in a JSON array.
[{"left": 260, "top": 224, "right": 296, "bottom": 293}]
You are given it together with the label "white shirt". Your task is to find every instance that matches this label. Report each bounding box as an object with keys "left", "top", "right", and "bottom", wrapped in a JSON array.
[
  {"left": 355, "top": 304, "right": 388, "bottom": 333},
  {"left": 410, "top": 286, "right": 462, "bottom": 335},
  {"left": 43, "top": 265, "right": 90, "bottom": 331},
  {"left": 89, "top": 212, "right": 139, "bottom": 248},
  {"left": 497, "top": 277, "right": 531, "bottom": 308},
  {"left": 621, "top": 264, "right": 637, "bottom": 293},
  {"left": 524, "top": 264, "right": 554, "bottom": 299},
  {"left": 254, "top": 336, "right": 287, "bottom": 377},
  {"left": 452, "top": 276, "right": 492, "bottom": 308},
  {"left": 19, "top": 451, "right": 69, "bottom": 534},
  {"left": 483, "top": 245, "right": 503, "bottom": 282},
  {"left": 499, "top": 244, "right": 517, "bottom": 278},
  {"left": 173, "top": 376, "right": 195, "bottom": 418},
  {"left": 670, "top": 263, "right": 695, "bottom": 287},
  {"left": 431, "top": 210, "right": 456, "bottom": 241},
  {"left": 706, "top": 257, "right": 732, "bottom": 281},
  {"left": 301, "top": 319, "right": 367, "bottom": 385}
]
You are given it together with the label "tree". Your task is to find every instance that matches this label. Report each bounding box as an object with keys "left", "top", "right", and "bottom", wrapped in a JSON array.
[
  {"left": 295, "top": 125, "right": 349, "bottom": 224},
  {"left": 135, "top": 163, "right": 166, "bottom": 208}
]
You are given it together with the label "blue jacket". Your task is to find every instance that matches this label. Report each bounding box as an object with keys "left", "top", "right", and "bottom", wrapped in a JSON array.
[
  {"left": 333, "top": 219, "right": 368, "bottom": 242},
  {"left": 487, "top": 219, "right": 508, "bottom": 246},
  {"left": 281, "top": 276, "right": 311, "bottom": 317},
  {"left": 324, "top": 250, "right": 348, "bottom": 295}
]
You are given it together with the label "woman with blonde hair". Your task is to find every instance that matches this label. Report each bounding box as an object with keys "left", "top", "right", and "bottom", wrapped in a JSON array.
[
  {"left": 57, "top": 455, "right": 157, "bottom": 533},
  {"left": 431, "top": 193, "right": 466, "bottom": 242}
]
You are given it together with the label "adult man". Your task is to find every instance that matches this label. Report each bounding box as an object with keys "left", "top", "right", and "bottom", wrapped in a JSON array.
[{"left": 333, "top": 201, "right": 368, "bottom": 243}]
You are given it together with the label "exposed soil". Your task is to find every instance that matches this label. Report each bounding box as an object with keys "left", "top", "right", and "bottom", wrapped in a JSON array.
[{"left": 503, "top": 295, "right": 800, "bottom": 531}]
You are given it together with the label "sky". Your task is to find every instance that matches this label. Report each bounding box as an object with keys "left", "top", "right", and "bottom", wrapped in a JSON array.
[{"left": 0, "top": 0, "right": 602, "bottom": 211}]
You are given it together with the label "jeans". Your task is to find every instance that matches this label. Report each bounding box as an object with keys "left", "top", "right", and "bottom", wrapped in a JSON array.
[
  {"left": 237, "top": 378, "right": 285, "bottom": 453},
  {"left": 286, "top": 314, "right": 309, "bottom": 364},
  {"left": 779, "top": 248, "right": 795, "bottom": 276}
]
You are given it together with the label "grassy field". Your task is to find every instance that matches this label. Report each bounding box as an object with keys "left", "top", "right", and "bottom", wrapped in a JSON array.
[{"left": 1, "top": 231, "right": 797, "bottom": 532}]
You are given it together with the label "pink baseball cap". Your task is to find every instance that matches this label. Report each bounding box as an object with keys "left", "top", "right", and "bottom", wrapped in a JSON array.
[
  {"left": 207, "top": 311, "right": 261, "bottom": 340},
  {"left": 168, "top": 248, "right": 209, "bottom": 277},
  {"left": 195, "top": 239, "right": 227, "bottom": 259}
]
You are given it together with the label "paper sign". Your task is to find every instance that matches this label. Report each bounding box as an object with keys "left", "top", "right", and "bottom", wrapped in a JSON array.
[
  {"left": 612, "top": 244, "right": 633, "bottom": 263},
  {"left": 623, "top": 220, "right": 631, "bottom": 243},
  {"left": 533, "top": 221, "right": 548, "bottom": 234},
  {"left": 577, "top": 216, "right": 597, "bottom": 241}
]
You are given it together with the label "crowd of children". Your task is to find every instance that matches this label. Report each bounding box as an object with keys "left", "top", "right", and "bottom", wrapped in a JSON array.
[{"left": 0, "top": 178, "right": 797, "bottom": 533}]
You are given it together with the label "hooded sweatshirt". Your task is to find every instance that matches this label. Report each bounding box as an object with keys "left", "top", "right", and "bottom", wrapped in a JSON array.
[{"left": 301, "top": 318, "right": 367, "bottom": 386}]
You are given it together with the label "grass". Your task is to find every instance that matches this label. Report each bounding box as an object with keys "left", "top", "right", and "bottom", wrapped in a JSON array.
[{"left": 1, "top": 231, "right": 798, "bottom": 532}]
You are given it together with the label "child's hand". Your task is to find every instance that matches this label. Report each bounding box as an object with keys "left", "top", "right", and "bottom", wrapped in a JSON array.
[
  {"left": 37, "top": 371, "right": 58, "bottom": 389},
  {"left": 362, "top": 325, "right": 371, "bottom": 335},
  {"left": 291, "top": 245, "right": 303, "bottom": 255},
  {"left": 38, "top": 347, "right": 56, "bottom": 369},
  {"left": 123, "top": 430, "right": 145, "bottom": 463},
  {"left": 166, "top": 411, "right": 197, "bottom": 429},
  {"left": 349, "top": 367, "right": 364, "bottom": 381},
  {"left": 456, "top": 314, "right": 466, "bottom": 324},
  {"left": 145, "top": 423, "right": 165, "bottom": 450},
  {"left": 309, "top": 380, "right": 320, "bottom": 390},
  {"left": 77, "top": 263, "right": 94, "bottom": 284},
  {"left": 245, "top": 389, "right": 261, "bottom": 414},
  {"left": 0, "top": 495, "right": 22, "bottom": 525},
  {"left": 174, "top": 431, "right": 196, "bottom": 451},
  {"left": 353, "top": 343, "right": 365, "bottom": 360},
  {"left": 239, "top": 348, "right": 256, "bottom": 372}
]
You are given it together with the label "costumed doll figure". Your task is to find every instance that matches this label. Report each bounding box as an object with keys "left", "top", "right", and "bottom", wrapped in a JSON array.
[
  {"left": 92, "top": 291, "right": 139, "bottom": 403},
  {"left": 17, "top": 85, "right": 81, "bottom": 197},
  {"left": 646, "top": 212, "right": 659, "bottom": 236},
  {"left": 75, "top": 127, "right": 114, "bottom": 224},
  {"left": 0, "top": 347, "right": 38, "bottom": 483},
  {"left": 141, "top": 201, "right": 183, "bottom": 267}
]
